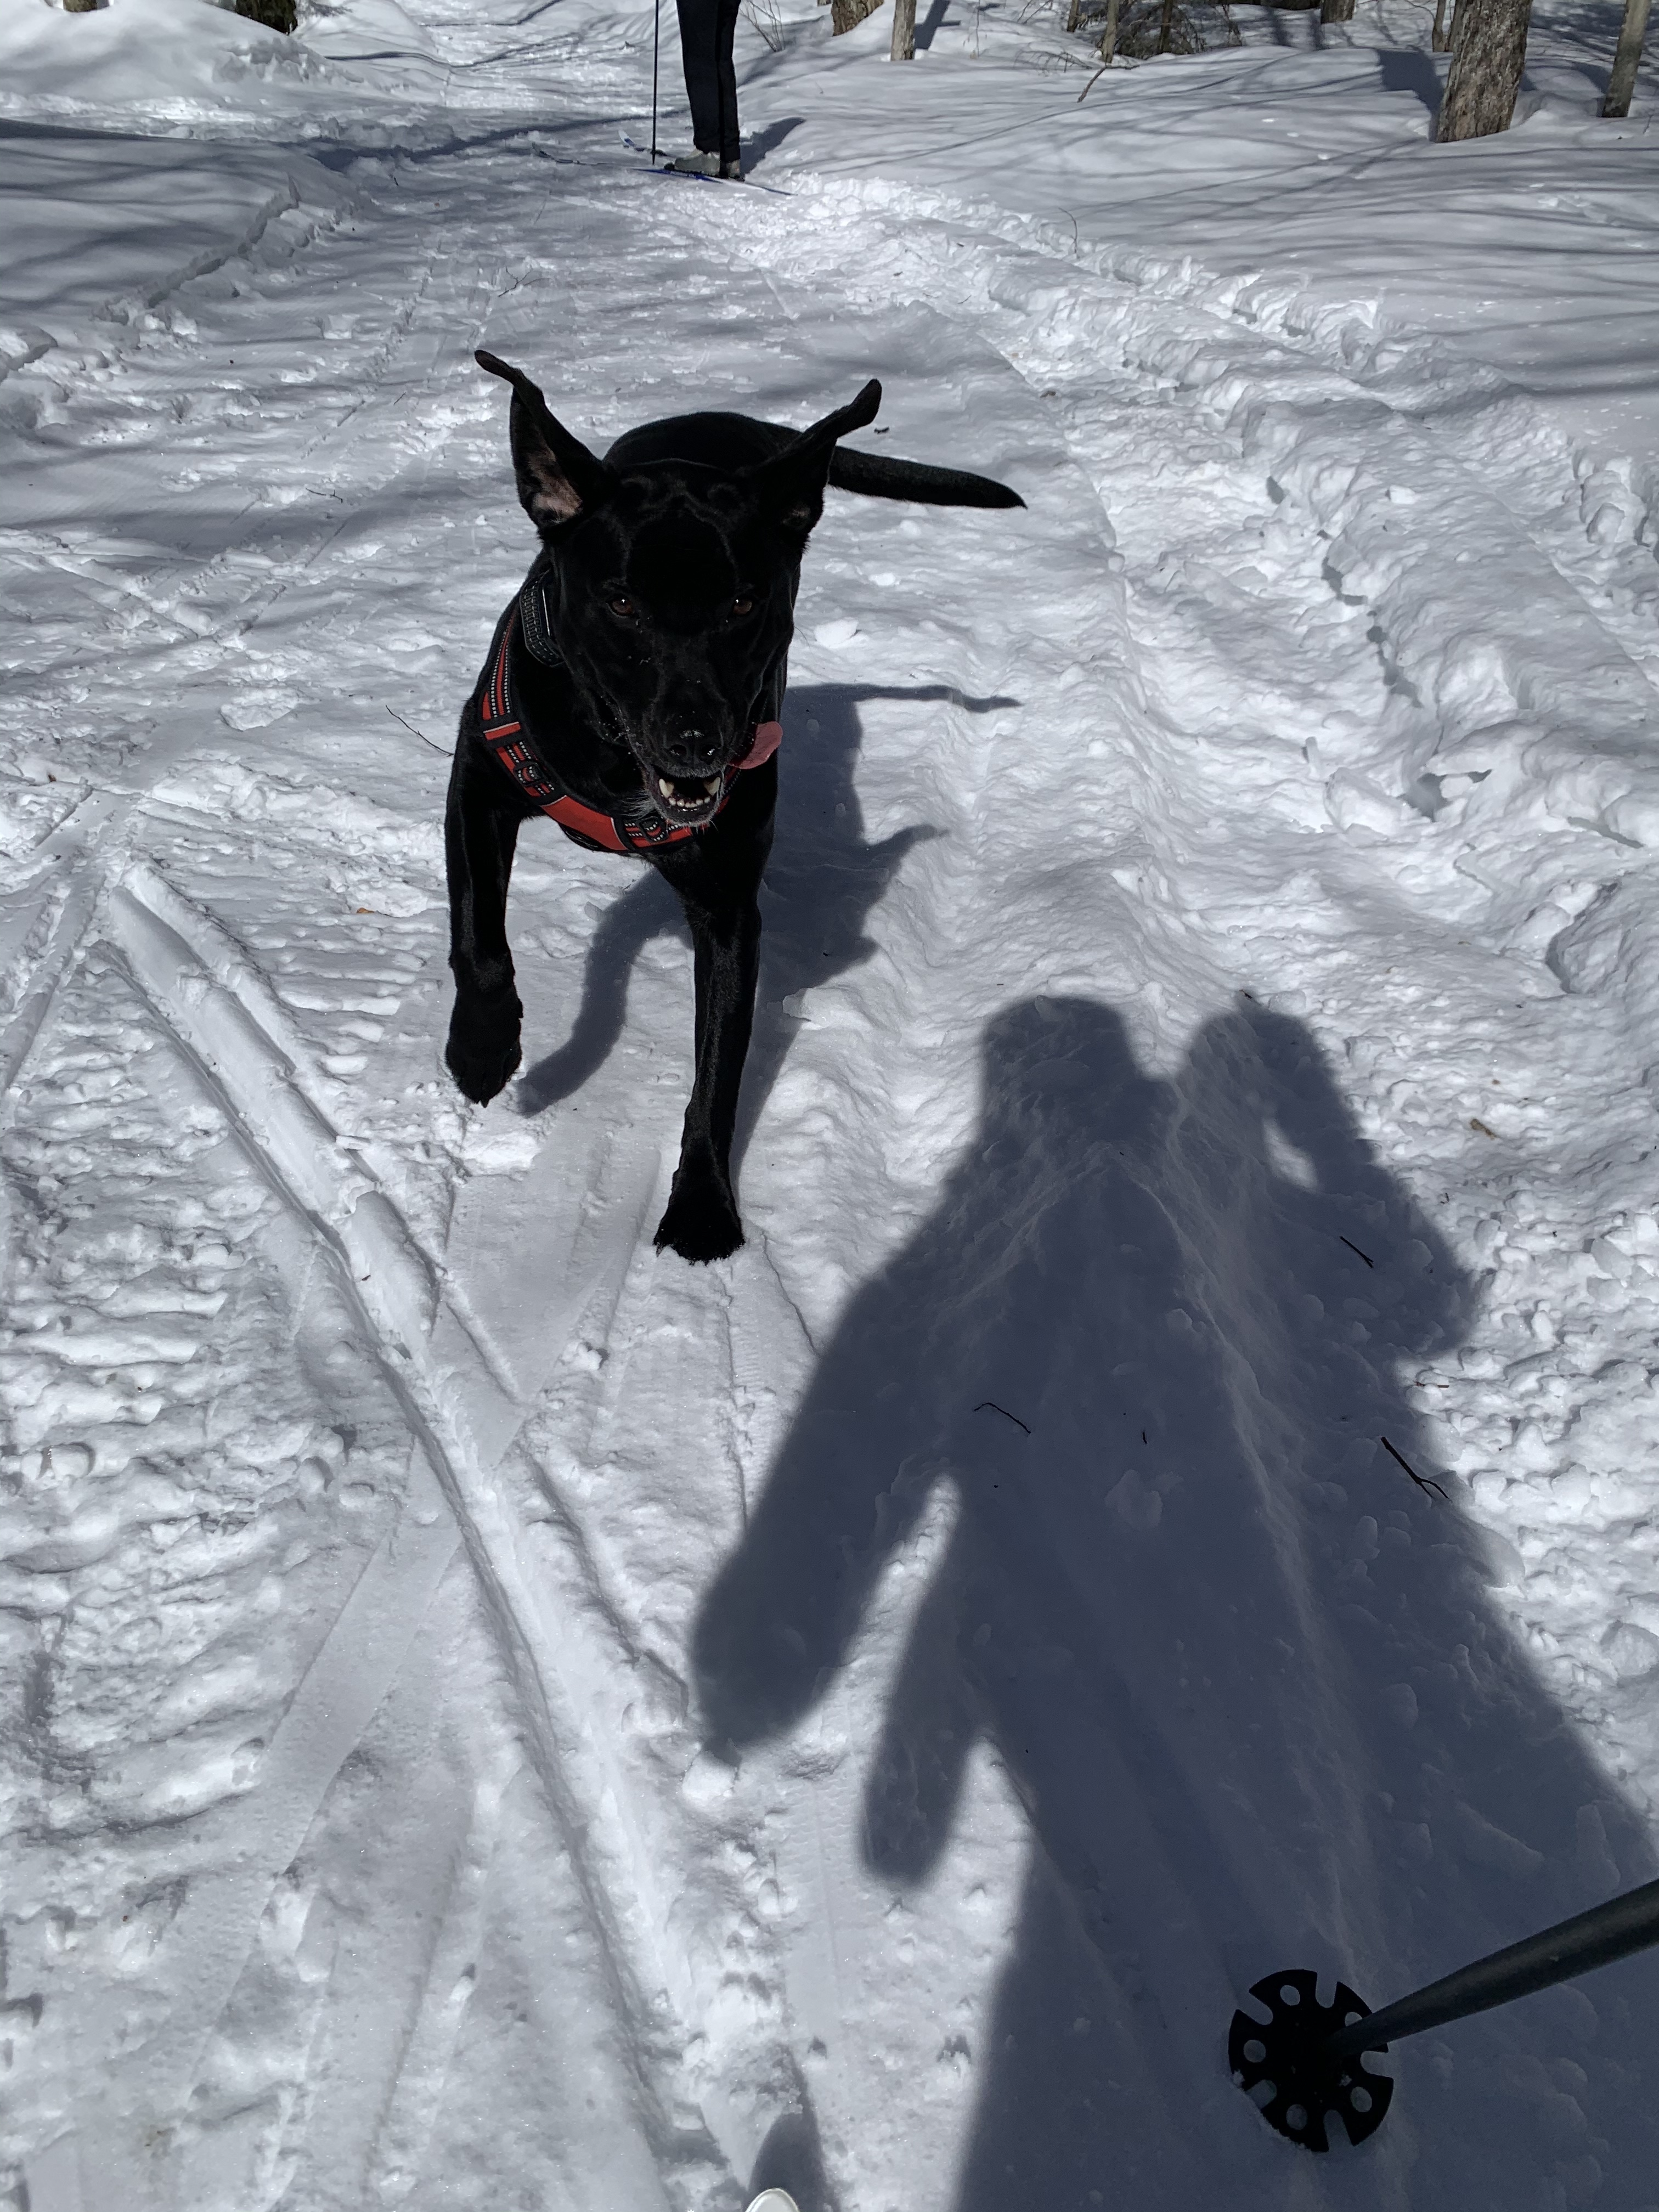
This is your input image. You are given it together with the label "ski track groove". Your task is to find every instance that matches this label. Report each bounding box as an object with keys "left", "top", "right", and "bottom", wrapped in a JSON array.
[
  {"left": 95, "top": 867, "right": 804, "bottom": 2209},
  {"left": 11, "top": 74, "right": 1075, "bottom": 2212},
  {"left": 112, "top": 893, "right": 628, "bottom": 1921}
]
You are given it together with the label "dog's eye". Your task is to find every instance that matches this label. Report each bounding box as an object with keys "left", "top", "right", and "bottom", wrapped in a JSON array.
[
  {"left": 610, "top": 595, "right": 635, "bottom": 619},
  {"left": 730, "top": 596, "right": 754, "bottom": 618}
]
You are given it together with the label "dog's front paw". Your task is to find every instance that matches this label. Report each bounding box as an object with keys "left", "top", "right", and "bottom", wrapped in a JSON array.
[
  {"left": 445, "top": 1005, "right": 523, "bottom": 1105},
  {"left": 654, "top": 1163, "right": 743, "bottom": 1265}
]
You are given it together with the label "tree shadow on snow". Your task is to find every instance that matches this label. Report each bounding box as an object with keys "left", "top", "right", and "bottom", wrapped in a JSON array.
[
  {"left": 916, "top": 0, "right": 958, "bottom": 49},
  {"left": 1375, "top": 46, "right": 1445, "bottom": 121},
  {"left": 693, "top": 996, "right": 1659, "bottom": 2212},
  {"left": 744, "top": 115, "right": 808, "bottom": 171},
  {"left": 517, "top": 683, "right": 1012, "bottom": 1157}
]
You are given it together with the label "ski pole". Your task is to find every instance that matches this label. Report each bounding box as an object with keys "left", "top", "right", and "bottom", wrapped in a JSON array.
[
  {"left": 1231, "top": 1874, "right": 1659, "bottom": 2152},
  {"left": 651, "top": 0, "right": 661, "bottom": 161}
]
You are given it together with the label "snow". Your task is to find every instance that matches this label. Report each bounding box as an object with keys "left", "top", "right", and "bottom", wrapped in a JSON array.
[{"left": 3, "top": 0, "right": 1659, "bottom": 2207}]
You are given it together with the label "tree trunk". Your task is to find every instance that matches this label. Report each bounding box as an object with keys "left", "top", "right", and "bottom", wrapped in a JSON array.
[
  {"left": 1602, "top": 0, "right": 1652, "bottom": 114},
  {"left": 1320, "top": 0, "right": 1356, "bottom": 22},
  {"left": 891, "top": 0, "right": 917, "bottom": 52},
  {"left": 1437, "top": 0, "right": 1531, "bottom": 139},
  {"left": 1100, "top": 0, "right": 1120, "bottom": 58},
  {"left": 1066, "top": 0, "right": 1084, "bottom": 29},
  {"left": 1431, "top": 0, "right": 1453, "bottom": 52},
  {"left": 1156, "top": 0, "right": 1177, "bottom": 50},
  {"left": 831, "top": 0, "right": 884, "bottom": 31}
]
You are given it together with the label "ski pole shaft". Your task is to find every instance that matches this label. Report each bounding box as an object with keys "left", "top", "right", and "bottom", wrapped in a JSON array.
[
  {"left": 1326, "top": 1876, "right": 1659, "bottom": 2059},
  {"left": 652, "top": 0, "right": 661, "bottom": 160}
]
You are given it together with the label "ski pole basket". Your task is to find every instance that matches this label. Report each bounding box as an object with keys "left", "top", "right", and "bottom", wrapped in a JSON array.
[{"left": 1231, "top": 1874, "right": 1659, "bottom": 2151}]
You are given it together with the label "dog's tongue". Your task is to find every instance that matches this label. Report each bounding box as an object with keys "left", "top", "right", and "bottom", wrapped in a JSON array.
[{"left": 740, "top": 720, "right": 783, "bottom": 770}]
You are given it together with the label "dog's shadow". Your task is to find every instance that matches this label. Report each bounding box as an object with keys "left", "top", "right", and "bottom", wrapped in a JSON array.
[{"left": 516, "top": 683, "right": 1012, "bottom": 1154}]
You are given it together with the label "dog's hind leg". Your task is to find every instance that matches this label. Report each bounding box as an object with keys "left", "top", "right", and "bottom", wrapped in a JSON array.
[
  {"left": 444, "top": 724, "right": 529, "bottom": 1104},
  {"left": 651, "top": 767, "right": 776, "bottom": 1264}
]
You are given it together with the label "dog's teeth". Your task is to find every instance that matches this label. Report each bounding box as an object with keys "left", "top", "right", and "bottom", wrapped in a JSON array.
[
  {"left": 702, "top": 776, "right": 720, "bottom": 795},
  {"left": 658, "top": 777, "right": 675, "bottom": 798}
]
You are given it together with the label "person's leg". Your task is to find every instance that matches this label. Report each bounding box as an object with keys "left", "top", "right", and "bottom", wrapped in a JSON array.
[
  {"left": 674, "top": 0, "right": 721, "bottom": 154},
  {"left": 712, "top": 0, "right": 742, "bottom": 168}
]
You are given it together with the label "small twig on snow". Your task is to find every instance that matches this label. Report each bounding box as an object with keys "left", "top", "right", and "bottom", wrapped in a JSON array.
[
  {"left": 974, "top": 1400, "right": 1031, "bottom": 1435},
  {"left": 387, "top": 705, "right": 447, "bottom": 754},
  {"left": 1380, "top": 1434, "right": 1448, "bottom": 1504},
  {"left": 1339, "top": 1235, "right": 1374, "bottom": 1268}
]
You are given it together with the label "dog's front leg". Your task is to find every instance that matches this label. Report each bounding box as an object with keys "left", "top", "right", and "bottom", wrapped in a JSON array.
[
  {"left": 444, "top": 729, "right": 527, "bottom": 1104},
  {"left": 654, "top": 887, "right": 763, "bottom": 1263},
  {"left": 653, "top": 773, "right": 775, "bottom": 1263}
]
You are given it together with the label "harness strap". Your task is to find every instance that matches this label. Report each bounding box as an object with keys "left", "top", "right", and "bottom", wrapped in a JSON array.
[{"left": 477, "top": 605, "right": 781, "bottom": 857}]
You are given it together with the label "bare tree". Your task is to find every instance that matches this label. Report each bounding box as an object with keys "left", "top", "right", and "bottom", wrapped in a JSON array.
[
  {"left": 743, "top": 0, "right": 788, "bottom": 49},
  {"left": 1075, "top": 0, "right": 1229, "bottom": 76},
  {"left": 1602, "top": 0, "right": 1652, "bottom": 114},
  {"left": 1431, "top": 0, "right": 1453, "bottom": 52},
  {"left": 1321, "top": 0, "right": 1356, "bottom": 25},
  {"left": 1437, "top": 0, "right": 1531, "bottom": 139},
  {"left": 831, "top": 0, "right": 884, "bottom": 28},
  {"left": 891, "top": 0, "right": 917, "bottom": 55}
]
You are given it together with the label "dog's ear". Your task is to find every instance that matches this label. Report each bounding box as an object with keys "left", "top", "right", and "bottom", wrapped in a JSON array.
[
  {"left": 745, "top": 379, "right": 882, "bottom": 537},
  {"left": 477, "top": 349, "right": 613, "bottom": 529}
]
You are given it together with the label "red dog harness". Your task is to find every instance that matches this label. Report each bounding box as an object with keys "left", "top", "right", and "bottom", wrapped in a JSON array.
[{"left": 478, "top": 603, "right": 783, "bottom": 857}]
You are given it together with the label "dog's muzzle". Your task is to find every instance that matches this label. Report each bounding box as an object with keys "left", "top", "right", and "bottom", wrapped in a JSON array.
[
  {"left": 650, "top": 768, "right": 727, "bottom": 825},
  {"left": 644, "top": 721, "right": 782, "bottom": 826}
]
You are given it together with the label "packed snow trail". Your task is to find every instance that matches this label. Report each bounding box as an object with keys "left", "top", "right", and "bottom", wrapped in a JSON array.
[{"left": 4, "top": 5, "right": 1659, "bottom": 2210}]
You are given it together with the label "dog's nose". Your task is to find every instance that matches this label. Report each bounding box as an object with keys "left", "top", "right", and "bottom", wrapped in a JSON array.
[{"left": 663, "top": 731, "right": 723, "bottom": 775}]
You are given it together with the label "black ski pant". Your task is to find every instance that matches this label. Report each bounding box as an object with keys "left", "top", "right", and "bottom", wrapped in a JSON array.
[{"left": 676, "top": 0, "right": 742, "bottom": 165}]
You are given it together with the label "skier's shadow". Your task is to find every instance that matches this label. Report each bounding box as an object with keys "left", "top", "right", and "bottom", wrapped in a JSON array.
[
  {"left": 695, "top": 997, "right": 1659, "bottom": 2212},
  {"left": 517, "top": 683, "right": 1008, "bottom": 1150}
]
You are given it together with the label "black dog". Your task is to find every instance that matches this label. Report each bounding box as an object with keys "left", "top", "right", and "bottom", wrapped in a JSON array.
[{"left": 445, "top": 350, "right": 1020, "bottom": 1263}]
